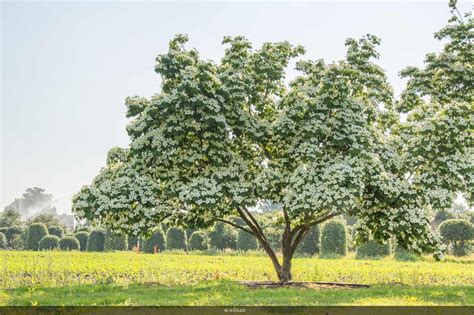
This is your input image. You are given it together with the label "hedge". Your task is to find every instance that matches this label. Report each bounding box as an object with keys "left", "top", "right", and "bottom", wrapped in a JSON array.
[
  {"left": 86, "top": 229, "right": 106, "bottom": 252},
  {"left": 128, "top": 235, "right": 139, "bottom": 250},
  {"left": 356, "top": 240, "right": 391, "bottom": 259},
  {"left": 394, "top": 246, "right": 421, "bottom": 261},
  {"left": 166, "top": 227, "right": 187, "bottom": 250},
  {"left": 104, "top": 230, "right": 128, "bottom": 251},
  {"left": 189, "top": 231, "right": 209, "bottom": 251},
  {"left": 39, "top": 235, "right": 60, "bottom": 250},
  {"left": 59, "top": 236, "right": 80, "bottom": 251},
  {"left": 143, "top": 228, "right": 166, "bottom": 253},
  {"left": 5, "top": 226, "right": 22, "bottom": 246},
  {"left": 0, "top": 232, "right": 6, "bottom": 249},
  {"left": 74, "top": 231, "right": 89, "bottom": 251},
  {"left": 439, "top": 219, "right": 474, "bottom": 256},
  {"left": 48, "top": 226, "right": 64, "bottom": 238},
  {"left": 237, "top": 230, "right": 257, "bottom": 251},
  {"left": 209, "top": 222, "right": 237, "bottom": 250},
  {"left": 26, "top": 223, "right": 49, "bottom": 251},
  {"left": 297, "top": 225, "right": 320, "bottom": 256},
  {"left": 321, "top": 220, "right": 347, "bottom": 257}
]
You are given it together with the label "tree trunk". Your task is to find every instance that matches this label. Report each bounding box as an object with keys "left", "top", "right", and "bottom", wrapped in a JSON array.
[{"left": 279, "top": 252, "right": 292, "bottom": 282}]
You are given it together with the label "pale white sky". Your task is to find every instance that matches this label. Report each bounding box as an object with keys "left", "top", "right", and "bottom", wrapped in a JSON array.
[{"left": 1, "top": 0, "right": 471, "bottom": 214}]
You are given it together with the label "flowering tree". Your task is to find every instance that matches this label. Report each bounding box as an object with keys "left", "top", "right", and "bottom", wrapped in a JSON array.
[{"left": 73, "top": 2, "right": 471, "bottom": 281}]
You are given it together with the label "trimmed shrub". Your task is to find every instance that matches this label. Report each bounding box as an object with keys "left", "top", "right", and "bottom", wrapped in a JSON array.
[
  {"left": 209, "top": 222, "right": 237, "bottom": 250},
  {"left": 26, "top": 223, "right": 49, "bottom": 250},
  {"left": 128, "top": 235, "right": 139, "bottom": 250},
  {"left": 74, "top": 231, "right": 89, "bottom": 251},
  {"left": 104, "top": 230, "right": 128, "bottom": 251},
  {"left": 394, "top": 246, "right": 420, "bottom": 262},
  {"left": 5, "top": 226, "right": 22, "bottom": 246},
  {"left": 59, "top": 236, "right": 80, "bottom": 251},
  {"left": 166, "top": 227, "right": 187, "bottom": 250},
  {"left": 321, "top": 220, "right": 347, "bottom": 257},
  {"left": 237, "top": 230, "right": 258, "bottom": 251},
  {"left": 48, "top": 226, "right": 64, "bottom": 238},
  {"left": 189, "top": 231, "right": 209, "bottom": 251},
  {"left": 0, "top": 232, "right": 6, "bottom": 249},
  {"left": 297, "top": 225, "right": 320, "bottom": 256},
  {"left": 86, "top": 229, "right": 106, "bottom": 252},
  {"left": 143, "top": 228, "right": 166, "bottom": 253},
  {"left": 76, "top": 227, "right": 90, "bottom": 232},
  {"left": 39, "top": 235, "right": 60, "bottom": 250},
  {"left": 439, "top": 219, "right": 474, "bottom": 256},
  {"left": 356, "top": 240, "right": 391, "bottom": 259}
]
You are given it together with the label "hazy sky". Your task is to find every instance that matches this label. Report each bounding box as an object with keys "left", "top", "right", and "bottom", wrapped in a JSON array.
[{"left": 1, "top": 0, "right": 471, "bottom": 214}]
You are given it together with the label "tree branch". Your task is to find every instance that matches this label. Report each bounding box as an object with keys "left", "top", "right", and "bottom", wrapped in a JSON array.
[{"left": 217, "top": 219, "right": 254, "bottom": 235}]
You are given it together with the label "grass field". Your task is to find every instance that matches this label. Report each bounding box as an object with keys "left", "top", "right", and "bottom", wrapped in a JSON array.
[{"left": 1, "top": 251, "right": 473, "bottom": 306}]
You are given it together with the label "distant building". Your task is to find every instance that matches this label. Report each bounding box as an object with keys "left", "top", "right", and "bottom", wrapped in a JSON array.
[{"left": 57, "top": 214, "right": 75, "bottom": 230}]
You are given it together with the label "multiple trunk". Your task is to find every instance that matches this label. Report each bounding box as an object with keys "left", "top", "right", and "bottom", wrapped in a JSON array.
[{"left": 220, "top": 207, "right": 339, "bottom": 282}]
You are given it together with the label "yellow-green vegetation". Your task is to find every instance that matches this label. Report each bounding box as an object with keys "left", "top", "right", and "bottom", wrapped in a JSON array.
[{"left": 1, "top": 251, "right": 473, "bottom": 289}]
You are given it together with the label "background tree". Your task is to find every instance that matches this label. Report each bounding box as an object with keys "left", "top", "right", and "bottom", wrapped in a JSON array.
[
  {"left": 143, "top": 228, "right": 166, "bottom": 253},
  {"left": 48, "top": 226, "right": 64, "bottom": 238},
  {"left": 0, "top": 207, "right": 22, "bottom": 227},
  {"left": 26, "top": 223, "right": 48, "bottom": 250},
  {"left": 59, "top": 236, "right": 80, "bottom": 251},
  {"left": 166, "top": 227, "right": 186, "bottom": 250},
  {"left": 74, "top": 231, "right": 89, "bottom": 252},
  {"left": 27, "top": 213, "right": 62, "bottom": 228},
  {"left": 356, "top": 239, "right": 391, "bottom": 259},
  {"left": 5, "top": 187, "right": 56, "bottom": 219},
  {"left": 86, "top": 229, "right": 105, "bottom": 252},
  {"left": 189, "top": 231, "right": 209, "bottom": 251},
  {"left": 104, "top": 230, "right": 128, "bottom": 251},
  {"left": 208, "top": 222, "right": 237, "bottom": 250},
  {"left": 321, "top": 221, "right": 347, "bottom": 257},
  {"left": 237, "top": 229, "right": 258, "bottom": 251},
  {"left": 439, "top": 219, "right": 473, "bottom": 256},
  {"left": 39, "top": 235, "right": 60, "bottom": 250},
  {"left": 72, "top": 5, "right": 473, "bottom": 279},
  {"left": 296, "top": 225, "right": 320, "bottom": 256},
  {"left": 0, "top": 232, "right": 6, "bottom": 249},
  {"left": 5, "top": 226, "right": 22, "bottom": 247}
]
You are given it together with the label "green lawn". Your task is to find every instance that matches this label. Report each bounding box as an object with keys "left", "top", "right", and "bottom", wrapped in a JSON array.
[
  {"left": 1, "top": 251, "right": 473, "bottom": 305},
  {"left": 1, "top": 281, "right": 472, "bottom": 306}
]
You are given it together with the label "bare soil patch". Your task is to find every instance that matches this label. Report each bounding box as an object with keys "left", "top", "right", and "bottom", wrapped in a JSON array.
[{"left": 240, "top": 281, "right": 371, "bottom": 290}]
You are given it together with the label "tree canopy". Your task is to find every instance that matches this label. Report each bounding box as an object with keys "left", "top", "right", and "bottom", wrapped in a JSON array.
[{"left": 73, "top": 1, "right": 472, "bottom": 281}]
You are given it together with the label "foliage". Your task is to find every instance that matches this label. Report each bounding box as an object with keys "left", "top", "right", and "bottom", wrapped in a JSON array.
[
  {"left": 27, "top": 213, "right": 62, "bottom": 228},
  {"left": 74, "top": 232, "right": 89, "bottom": 252},
  {"left": 237, "top": 230, "right": 257, "bottom": 251},
  {"left": 166, "top": 227, "right": 187, "bottom": 250},
  {"left": 209, "top": 222, "right": 237, "bottom": 250},
  {"left": 5, "top": 226, "right": 22, "bottom": 246},
  {"left": 189, "top": 231, "right": 209, "bottom": 251},
  {"left": 0, "top": 232, "right": 6, "bottom": 249},
  {"left": 4, "top": 187, "right": 56, "bottom": 219},
  {"left": 0, "top": 207, "right": 22, "bottom": 228},
  {"left": 59, "top": 236, "right": 80, "bottom": 251},
  {"left": 76, "top": 227, "right": 91, "bottom": 232},
  {"left": 48, "top": 226, "right": 64, "bottom": 238},
  {"left": 296, "top": 225, "right": 320, "bottom": 256},
  {"left": 86, "top": 229, "right": 106, "bottom": 252},
  {"left": 394, "top": 246, "right": 421, "bottom": 262},
  {"left": 356, "top": 240, "right": 391, "bottom": 259},
  {"left": 128, "top": 235, "right": 139, "bottom": 250},
  {"left": 321, "top": 221, "right": 347, "bottom": 257},
  {"left": 26, "top": 223, "right": 48, "bottom": 251},
  {"left": 439, "top": 219, "right": 474, "bottom": 256},
  {"left": 39, "top": 235, "right": 60, "bottom": 250},
  {"left": 104, "top": 230, "right": 128, "bottom": 251},
  {"left": 143, "top": 228, "right": 166, "bottom": 253}
]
